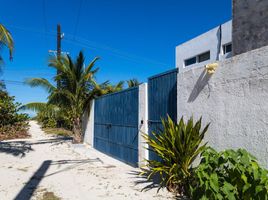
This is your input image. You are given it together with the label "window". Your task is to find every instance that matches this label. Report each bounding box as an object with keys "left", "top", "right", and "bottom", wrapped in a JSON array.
[
  {"left": 223, "top": 43, "right": 232, "bottom": 54},
  {"left": 185, "top": 57, "right": 197, "bottom": 66},
  {"left": 198, "top": 51, "right": 210, "bottom": 62},
  {"left": 184, "top": 51, "right": 211, "bottom": 67}
]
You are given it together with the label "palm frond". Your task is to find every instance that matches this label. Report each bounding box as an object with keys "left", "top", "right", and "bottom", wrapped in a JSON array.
[
  {"left": 19, "top": 102, "right": 50, "bottom": 112},
  {"left": 0, "top": 24, "right": 14, "bottom": 60},
  {"left": 25, "top": 78, "right": 56, "bottom": 93},
  {"left": 127, "top": 79, "right": 140, "bottom": 88}
]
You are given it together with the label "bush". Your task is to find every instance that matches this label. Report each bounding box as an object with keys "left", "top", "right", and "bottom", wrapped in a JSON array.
[
  {"left": 0, "top": 89, "right": 29, "bottom": 139},
  {"left": 0, "top": 90, "right": 29, "bottom": 126},
  {"left": 143, "top": 116, "right": 209, "bottom": 196},
  {"left": 191, "top": 148, "right": 268, "bottom": 200},
  {"left": 35, "top": 107, "right": 72, "bottom": 130}
]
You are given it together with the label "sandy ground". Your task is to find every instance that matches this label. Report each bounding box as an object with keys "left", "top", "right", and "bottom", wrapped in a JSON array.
[{"left": 0, "top": 121, "right": 173, "bottom": 200}]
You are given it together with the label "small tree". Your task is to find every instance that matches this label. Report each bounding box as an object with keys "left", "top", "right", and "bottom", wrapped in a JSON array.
[{"left": 24, "top": 51, "right": 123, "bottom": 143}]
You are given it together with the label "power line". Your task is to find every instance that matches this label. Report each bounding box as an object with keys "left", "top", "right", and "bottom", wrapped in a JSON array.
[
  {"left": 63, "top": 35, "right": 170, "bottom": 67},
  {"left": 42, "top": 0, "right": 49, "bottom": 51},
  {"left": 7, "top": 25, "right": 56, "bottom": 36},
  {"left": 42, "top": 0, "right": 47, "bottom": 33},
  {"left": 6, "top": 24, "right": 170, "bottom": 67},
  {"left": 73, "top": 0, "right": 83, "bottom": 40},
  {"left": 1, "top": 80, "right": 25, "bottom": 85}
]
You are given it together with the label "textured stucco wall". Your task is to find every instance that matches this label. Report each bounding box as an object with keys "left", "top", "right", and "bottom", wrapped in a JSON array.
[
  {"left": 233, "top": 0, "right": 268, "bottom": 56},
  {"left": 177, "top": 45, "right": 268, "bottom": 168},
  {"left": 176, "top": 21, "right": 232, "bottom": 72}
]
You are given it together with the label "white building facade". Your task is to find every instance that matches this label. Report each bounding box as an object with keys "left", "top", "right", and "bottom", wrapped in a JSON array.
[{"left": 176, "top": 20, "right": 232, "bottom": 73}]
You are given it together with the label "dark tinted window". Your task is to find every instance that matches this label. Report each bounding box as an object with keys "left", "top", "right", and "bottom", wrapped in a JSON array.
[
  {"left": 198, "top": 51, "right": 210, "bottom": 62},
  {"left": 185, "top": 57, "right": 197, "bottom": 66},
  {"left": 224, "top": 43, "right": 232, "bottom": 54}
]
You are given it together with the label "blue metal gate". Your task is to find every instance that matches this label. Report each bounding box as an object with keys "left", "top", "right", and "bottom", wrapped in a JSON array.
[
  {"left": 148, "top": 69, "right": 178, "bottom": 160},
  {"left": 93, "top": 87, "right": 139, "bottom": 166}
]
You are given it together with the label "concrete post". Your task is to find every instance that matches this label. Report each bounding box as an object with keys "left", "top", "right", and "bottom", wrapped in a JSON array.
[
  {"left": 82, "top": 100, "right": 95, "bottom": 146},
  {"left": 138, "top": 83, "right": 148, "bottom": 168}
]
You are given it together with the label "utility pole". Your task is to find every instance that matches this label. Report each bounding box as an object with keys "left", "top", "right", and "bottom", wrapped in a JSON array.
[
  {"left": 48, "top": 24, "right": 68, "bottom": 88},
  {"left": 57, "top": 24, "right": 61, "bottom": 59}
]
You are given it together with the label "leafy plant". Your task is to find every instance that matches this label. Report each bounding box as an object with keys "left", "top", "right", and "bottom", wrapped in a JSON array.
[
  {"left": 0, "top": 89, "right": 29, "bottom": 126},
  {"left": 192, "top": 147, "right": 268, "bottom": 200},
  {"left": 20, "top": 103, "right": 72, "bottom": 129},
  {"left": 143, "top": 116, "right": 209, "bottom": 196},
  {"left": 0, "top": 86, "right": 29, "bottom": 140}
]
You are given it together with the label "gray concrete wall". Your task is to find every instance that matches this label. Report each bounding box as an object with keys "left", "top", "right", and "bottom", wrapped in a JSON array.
[
  {"left": 177, "top": 45, "right": 268, "bottom": 168},
  {"left": 232, "top": 0, "right": 268, "bottom": 56},
  {"left": 176, "top": 20, "right": 232, "bottom": 73},
  {"left": 82, "top": 100, "right": 94, "bottom": 146},
  {"left": 138, "top": 83, "right": 149, "bottom": 167}
]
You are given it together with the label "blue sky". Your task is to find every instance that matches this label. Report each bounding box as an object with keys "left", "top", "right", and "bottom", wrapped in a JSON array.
[{"left": 0, "top": 0, "right": 231, "bottom": 115}]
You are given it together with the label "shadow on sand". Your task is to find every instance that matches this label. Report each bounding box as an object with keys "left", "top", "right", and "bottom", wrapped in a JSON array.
[
  {"left": 129, "top": 169, "right": 189, "bottom": 200},
  {"left": 14, "top": 158, "right": 102, "bottom": 200},
  {"left": 129, "top": 169, "right": 163, "bottom": 192},
  {"left": 0, "top": 137, "right": 72, "bottom": 157}
]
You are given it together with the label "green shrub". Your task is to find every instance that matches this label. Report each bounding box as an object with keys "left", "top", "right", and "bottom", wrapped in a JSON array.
[
  {"left": 143, "top": 116, "right": 209, "bottom": 196},
  {"left": 0, "top": 88, "right": 29, "bottom": 139},
  {"left": 0, "top": 90, "right": 29, "bottom": 126},
  {"left": 35, "top": 107, "right": 72, "bottom": 130},
  {"left": 192, "top": 148, "right": 268, "bottom": 200}
]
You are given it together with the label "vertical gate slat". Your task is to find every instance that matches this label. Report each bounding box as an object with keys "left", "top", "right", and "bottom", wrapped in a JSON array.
[{"left": 148, "top": 69, "right": 178, "bottom": 161}]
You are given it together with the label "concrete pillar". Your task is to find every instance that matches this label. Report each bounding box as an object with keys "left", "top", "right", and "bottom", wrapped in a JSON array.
[
  {"left": 82, "top": 100, "right": 95, "bottom": 146},
  {"left": 138, "top": 83, "right": 148, "bottom": 168}
]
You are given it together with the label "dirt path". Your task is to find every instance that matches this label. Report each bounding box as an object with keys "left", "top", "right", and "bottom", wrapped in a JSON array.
[{"left": 0, "top": 121, "right": 173, "bottom": 200}]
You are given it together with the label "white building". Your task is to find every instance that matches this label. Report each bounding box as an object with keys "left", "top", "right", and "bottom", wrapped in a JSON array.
[{"left": 176, "top": 20, "right": 232, "bottom": 72}]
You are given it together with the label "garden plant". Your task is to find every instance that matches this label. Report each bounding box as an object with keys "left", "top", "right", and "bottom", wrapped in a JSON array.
[
  {"left": 144, "top": 116, "right": 268, "bottom": 200},
  {"left": 0, "top": 84, "right": 29, "bottom": 140}
]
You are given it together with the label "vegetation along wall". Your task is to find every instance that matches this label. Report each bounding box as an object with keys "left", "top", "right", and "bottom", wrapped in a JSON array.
[{"left": 177, "top": 45, "right": 268, "bottom": 168}]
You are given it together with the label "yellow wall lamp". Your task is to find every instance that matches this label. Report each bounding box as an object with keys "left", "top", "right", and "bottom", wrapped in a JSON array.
[{"left": 205, "top": 63, "right": 218, "bottom": 74}]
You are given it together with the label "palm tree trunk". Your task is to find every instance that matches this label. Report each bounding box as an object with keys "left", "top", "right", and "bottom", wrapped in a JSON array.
[{"left": 73, "top": 117, "right": 82, "bottom": 143}]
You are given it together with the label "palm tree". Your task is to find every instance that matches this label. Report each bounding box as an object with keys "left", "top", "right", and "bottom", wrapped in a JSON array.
[
  {"left": 0, "top": 24, "right": 14, "bottom": 64},
  {"left": 23, "top": 51, "right": 123, "bottom": 142},
  {"left": 127, "top": 79, "right": 139, "bottom": 88},
  {"left": 97, "top": 81, "right": 124, "bottom": 94}
]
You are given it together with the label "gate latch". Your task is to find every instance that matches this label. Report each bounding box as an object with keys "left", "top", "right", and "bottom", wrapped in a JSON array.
[{"left": 106, "top": 123, "right": 112, "bottom": 129}]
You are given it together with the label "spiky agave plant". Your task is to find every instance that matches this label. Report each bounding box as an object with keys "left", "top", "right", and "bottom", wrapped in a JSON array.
[{"left": 143, "top": 115, "right": 209, "bottom": 197}]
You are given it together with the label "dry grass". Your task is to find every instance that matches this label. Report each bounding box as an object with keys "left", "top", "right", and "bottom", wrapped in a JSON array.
[
  {"left": 0, "top": 123, "right": 30, "bottom": 141},
  {"left": 39, "top": 191, "right": 61, "bottom": 200},
  {"left": 43, "top": 128, "right": 72, "bottom": 137}
]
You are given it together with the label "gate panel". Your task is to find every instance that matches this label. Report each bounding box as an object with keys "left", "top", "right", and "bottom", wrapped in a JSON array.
[
  {"left": 148, "top": 69, "right": 178, "bottom": 160},
  {"left": 94, "top": 87, "right": 139, "bottom": 166}
]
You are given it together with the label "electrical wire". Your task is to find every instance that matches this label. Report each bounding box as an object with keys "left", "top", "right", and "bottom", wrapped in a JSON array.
[
  {"left": 6, "top": 24, "right": 170, "bottom": 67},
  {"left": 73, "top": 0, "right": 83, "bottom": 40}
]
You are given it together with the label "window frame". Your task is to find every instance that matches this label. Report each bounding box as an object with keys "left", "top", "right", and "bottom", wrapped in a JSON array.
[
  {"left": 223, "top": 43, "right": 232, "bottom": 54},
  {"left": 184, "top": 56, "right": 197, "bottom": 67},
  {"left": 184, "top": 50, "right": 211, "bottom": 67}
]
